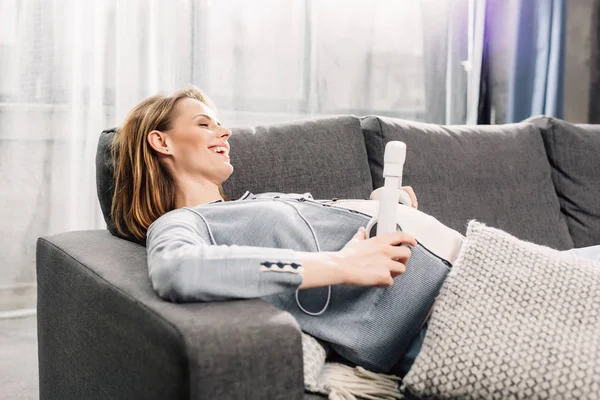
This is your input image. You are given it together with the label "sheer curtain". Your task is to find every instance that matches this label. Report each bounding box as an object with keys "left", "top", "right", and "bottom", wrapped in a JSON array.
[{"left": 0, "top": 0, "right": 473, "bottom": 313}]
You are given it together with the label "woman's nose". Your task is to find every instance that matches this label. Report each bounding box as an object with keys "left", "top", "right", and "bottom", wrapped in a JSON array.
[{"left": 219, "top": 126, "right": 232, "bottom": 139}]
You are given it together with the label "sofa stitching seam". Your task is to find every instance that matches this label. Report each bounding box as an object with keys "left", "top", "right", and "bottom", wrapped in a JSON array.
[
  {"left": 548, "top": 117, "right": 575, "bottom": 247},
  {"left": 351, "top": 115, "right": 374, "bottom": 194}
]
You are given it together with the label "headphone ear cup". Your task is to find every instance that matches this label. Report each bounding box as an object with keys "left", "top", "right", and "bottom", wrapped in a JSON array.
[
  {"left": 365, "top": 218, "right": 378, "bottom": 238},
  {"left": 365, "top": 217, "right": 404, "bottom": 239}
]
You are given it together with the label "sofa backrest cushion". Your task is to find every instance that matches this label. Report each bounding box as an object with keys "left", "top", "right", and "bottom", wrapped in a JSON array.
[
  {"left": 361, "top": 116, "right": 573, "bottom": 250},
  {"left": 528, "top": 116, "right": 600, "bottom": 248},
  {"left": 96, "top": 116, "right": 373, "bottom": 241},
  {"left": 221, "top": 116, "right": 373, "bottom": 200}
]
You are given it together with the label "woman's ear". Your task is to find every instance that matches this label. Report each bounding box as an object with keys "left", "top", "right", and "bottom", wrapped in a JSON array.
[{"left": 147, "top": 130, "right": 170, "bottom": 155}]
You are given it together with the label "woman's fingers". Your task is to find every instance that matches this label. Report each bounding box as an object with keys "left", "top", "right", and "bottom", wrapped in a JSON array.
[
  {"left": 378, "top": 231, "right": 417, "bottom": 247},
  {"left": 388, "top": 260, "right": 407, "bottom": 275},
  {"left": 388, "top": 245, "right": 412, "bottom": 263},
  {"left": 357, "top": 226, "right": 367, "bottom": 240},
  {"left": 375, "top": 276, "right": 394, "bottom": 288},
  {"left": 402, "top": 186, "right": 418, "bottom": 209},
  {"left": 339, "top": 228, "right": 416, "bottom": 287},
  {"left": 347, "top": 227, "right": 367, "bottom": 245}
]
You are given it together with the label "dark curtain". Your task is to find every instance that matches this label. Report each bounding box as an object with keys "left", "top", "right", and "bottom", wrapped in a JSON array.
[
  {"left": 505, "top": 0, "right": 566, "bottom": 122},
  {"left": 477, "top": 4, "right": 491, "bottom": 125}
]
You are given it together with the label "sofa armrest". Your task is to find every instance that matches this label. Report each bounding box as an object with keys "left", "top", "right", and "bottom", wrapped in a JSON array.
[{"left": 36, "top": 230, "right": 304, "bottom": 400}]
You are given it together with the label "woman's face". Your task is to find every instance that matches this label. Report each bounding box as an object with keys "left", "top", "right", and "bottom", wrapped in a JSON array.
[{"left": 156, "top": 97, "right": 233, "bottom": 185}]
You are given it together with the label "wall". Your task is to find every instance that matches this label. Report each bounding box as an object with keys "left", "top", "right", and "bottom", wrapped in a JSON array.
[{"left": 564, "top": 0, "right": 596, "bottom": 123}]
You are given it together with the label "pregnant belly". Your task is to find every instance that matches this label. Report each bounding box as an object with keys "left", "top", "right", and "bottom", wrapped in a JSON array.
[{"left": 327, "top": 199, "right": 465, "bottom": 264}]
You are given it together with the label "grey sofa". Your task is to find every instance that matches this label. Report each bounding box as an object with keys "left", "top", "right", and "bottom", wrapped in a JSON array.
[{"left": 36, "top": 115, "right": 600, "bottom": 399}]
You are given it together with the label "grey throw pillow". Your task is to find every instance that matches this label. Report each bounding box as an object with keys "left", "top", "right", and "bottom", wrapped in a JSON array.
[
  {"left": 361, "top": 116, "right": 573, "bottom": 250},
  {"left": 528, "top": 116, "right": 600, "bottom": 248},
  {"left": 402, "top": 220, "right": 600, "bottom": 399}
]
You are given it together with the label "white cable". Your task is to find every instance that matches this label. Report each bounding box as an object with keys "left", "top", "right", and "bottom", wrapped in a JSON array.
[
  {"left": 276, "top": 198, "right": 331, "bottom": 317},
  {"left": 190, "top": 197, "right": 331, "bottom": 316},
  {"left": 186, "top": 208, "right": 218, "bottom": 245}
]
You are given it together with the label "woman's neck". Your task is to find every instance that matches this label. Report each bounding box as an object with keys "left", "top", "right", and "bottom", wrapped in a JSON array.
[{"left": 173, "top": 177, "right": 223, "bottom": 208}]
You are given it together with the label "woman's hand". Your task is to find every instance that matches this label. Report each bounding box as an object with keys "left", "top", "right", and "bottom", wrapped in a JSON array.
[
  {"left": 370, "top": 186, "right": 419, "bottom": 209},
  {"left": 402, "top": 186, "right": 418, "bottom": 209},
  {"left": 333, "top": 227, "right": 417, "bottom": 288}
]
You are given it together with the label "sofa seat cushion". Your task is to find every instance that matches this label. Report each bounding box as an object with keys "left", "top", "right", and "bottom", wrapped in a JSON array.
[
  {"left": 361, "top": 116, "right": 573, "bottom": 250},
  {"left": 528, "top": 116, "right": 600, "bottom": 248}
]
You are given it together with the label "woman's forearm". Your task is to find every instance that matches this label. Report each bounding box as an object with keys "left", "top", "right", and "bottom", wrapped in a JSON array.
[{"left": 297, "top": 251, "right": 346, "bottom": 289}]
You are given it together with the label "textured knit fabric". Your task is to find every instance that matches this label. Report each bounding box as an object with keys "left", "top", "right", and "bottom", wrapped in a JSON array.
[
  {"left": 402, "top": 220, "right": 600, "bottom": 399},
  {"left": 303, "top": 333, "right": 329, "bottom": 392},
  {"left": 527, "top": 116, "right": 600, "bottom": 248},
  {"left": 398, "top": 244, "right": 600, "bottom": 379},
  {"left": 360, "top": 116, "right": 573, "bottom": 250},
  {"left": 302, "top": 331, "right": 404, "bottom": 400},
  {"left": 147, "top": 192, "right": 452, "bottom": 373}
]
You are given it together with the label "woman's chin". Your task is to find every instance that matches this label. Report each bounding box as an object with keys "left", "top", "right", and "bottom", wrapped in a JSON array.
[{"left": 221, "top": 164, "right": 234, "bottom": 178}]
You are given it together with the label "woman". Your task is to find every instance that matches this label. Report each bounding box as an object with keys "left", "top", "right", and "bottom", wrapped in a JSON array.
[{"left": 111, "top": 86, "right": 600, "bottom": 376}]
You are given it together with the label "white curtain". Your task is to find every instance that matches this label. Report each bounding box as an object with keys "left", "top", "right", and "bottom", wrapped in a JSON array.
[{"left": 0, "top": 0, "right": 472, "bottom": 312}]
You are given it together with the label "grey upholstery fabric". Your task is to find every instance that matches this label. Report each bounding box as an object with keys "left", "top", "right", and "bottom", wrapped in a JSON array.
[
  {"left": 96, "top": 128, "right": 119, "bottom": 238},
  {"left": 95, "top": 116, "right": 372, "bottom": 241},
  {"left": 304, "top": 394, "right": 327, "bottom": 400},
  {"left": 361, "top": 116, "right": 573, "bottom": 250},
  {"left": 528, "top": 116, "right": 600, "bottom": 248},
  {"left": 37, "top": 230, "right": 304, "bottom": 400},
  {"left": 222, "top": 116, "right": 373, "bottom": 200}
]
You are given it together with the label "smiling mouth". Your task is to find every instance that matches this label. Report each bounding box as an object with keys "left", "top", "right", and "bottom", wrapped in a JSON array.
[
  {"left": 213, "top": 151, "right": 230, "bottom": 160},
  {"left": 208, "top": 142, "right": 231, "bottom": 162}
]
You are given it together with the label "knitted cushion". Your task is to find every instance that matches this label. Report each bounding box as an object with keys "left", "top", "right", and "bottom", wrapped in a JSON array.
[{"left": 402, "top": 220, "right": 600, "bottom": 399}]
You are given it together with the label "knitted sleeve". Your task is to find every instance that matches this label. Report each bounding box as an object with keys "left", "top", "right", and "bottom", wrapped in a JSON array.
[{"left": 146, "top": 208, "right": 304, "bottom": 302}]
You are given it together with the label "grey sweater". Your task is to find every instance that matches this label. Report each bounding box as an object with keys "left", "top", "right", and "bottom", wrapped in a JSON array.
[{"left": 146, "top": 191, "right": 450, "bottom": 373}]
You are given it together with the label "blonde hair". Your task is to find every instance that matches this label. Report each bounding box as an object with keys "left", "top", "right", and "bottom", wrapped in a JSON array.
[{"left": 111, "top": 86, "right": 229, "bottom": 243}]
